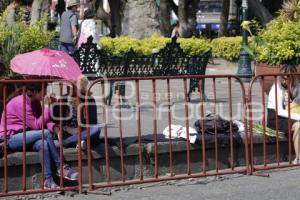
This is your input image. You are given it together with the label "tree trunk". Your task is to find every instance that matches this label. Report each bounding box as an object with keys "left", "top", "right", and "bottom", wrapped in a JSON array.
[
  {"left": 169, "top": 0, "right": 178, "bottom": 16},
  {"left": 5, "top": 3, "right": 17, "bottom": 27},
  {"left": 159, "top": 0, "right": 171, "bottom": 37},
  {"left": 186, "top": 0, "right": 199, "bottom": 37},
  {"left": 219, "top": 0, "right": 230, "bottom": 37},
  {"left": 177, "top": 0, "right": 198, "bottom": 37},
  {"left": 56, "top": 0, "right": 66, "bottom": 18},
  {"left": 248, "top": 0, "right": 274, "bottom": 25},
  {"left": 94, "top": 0, "right": 112, "bottom": 29},
  {"left": 121, "top": 0, "right": 159, "bottom": 38},
  {"left": 178, "top": 0, "right": 189, "bottom": 37},
  {"left": 262, "top": 0, "right": 283, "bottom": 16},
  {"left": 31, "top": 0, "right": 51, "bottom": 26},
  {"left": 108, "top": 0, "right": 122, "bottom": 36}
]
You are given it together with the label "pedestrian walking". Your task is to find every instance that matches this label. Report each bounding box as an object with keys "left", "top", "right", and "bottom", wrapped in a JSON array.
[
  {"left": 59, "top": 0, "right": 79, "bottom": 55},
  {"left": 77, "top": 9, "right": 100, "bottom": 48},
  {"left": 171, "top": 21, "right": 181, "bottom": 39}
]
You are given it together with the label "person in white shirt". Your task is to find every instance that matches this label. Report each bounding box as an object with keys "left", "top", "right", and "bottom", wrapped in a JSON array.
[
  {"left": 267, "top": 70, "right": 300, "bottom": 164},
  {"left": 171, "top": 21, "right": 180, "bottom": 39},
  {"left": 76, "top": 9, "right": 99, "bottom": 48}
]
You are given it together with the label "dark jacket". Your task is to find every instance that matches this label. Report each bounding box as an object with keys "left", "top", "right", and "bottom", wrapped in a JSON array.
[{"left": 52, "top": 93, "right": 98, "bottom": 128}]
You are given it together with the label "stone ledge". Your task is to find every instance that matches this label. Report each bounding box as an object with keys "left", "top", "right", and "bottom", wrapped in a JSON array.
[{"left": 0, "top": 132, "right": 292, "bottom": 192}]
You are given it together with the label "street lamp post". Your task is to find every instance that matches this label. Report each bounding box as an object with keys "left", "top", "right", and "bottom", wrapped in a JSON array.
[{"left": 236, "top": 0, "right": 252, "bottom": 82}]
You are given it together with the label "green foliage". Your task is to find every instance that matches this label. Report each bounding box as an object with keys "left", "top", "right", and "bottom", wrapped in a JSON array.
[
  {"left": 210, "top": 37, "right": 243, "bottom": 61},
  {"left": 99, "top": 34, "right": 210, "bottom": 57},
  {"left": 100, "top": 36, "right": 138, "bottom": 56},
  {"left": 247, "top": 9, "right": 300, "bottom": 66},
  {"left": 0, "top": 12, "right": 55, "bottom": 76},
  {"left": 177, "top": 37, "right": 211, "bottom": 56},
  {"left": 134, "top": 33, "right": 170, "bottom": 55},
  {"left": 0, "top": 0, "right": 10, "bottom": 13},
  {"left": 18, "top": 18, "right": 56, "bottom": 52}
]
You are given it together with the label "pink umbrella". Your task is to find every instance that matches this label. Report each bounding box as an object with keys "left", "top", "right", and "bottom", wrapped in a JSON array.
[{"left": 10, "top": 48, "right": 82, "bottom": 80}]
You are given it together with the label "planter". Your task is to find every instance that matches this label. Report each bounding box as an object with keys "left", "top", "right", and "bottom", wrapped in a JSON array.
[{"left": 254, "top": 63, "right": 300, "bottom": 94}]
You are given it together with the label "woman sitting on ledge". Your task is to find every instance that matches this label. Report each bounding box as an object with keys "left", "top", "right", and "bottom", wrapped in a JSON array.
[
  {"left": 267, "top": 66, "right": 300, "bottom": 164},
  {"left": 0, "top": 84, "right": 78, "bottom": 189},
  {"left": 52, "top": 75, "right": 101, "bottom": 150}
]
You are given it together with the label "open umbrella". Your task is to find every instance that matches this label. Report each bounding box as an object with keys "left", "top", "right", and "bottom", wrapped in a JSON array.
[{"left": 10, "top": 48, "right": 82, "bottom": 80}]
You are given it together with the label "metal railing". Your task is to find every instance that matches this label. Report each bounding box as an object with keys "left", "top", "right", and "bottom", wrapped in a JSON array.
[
  {"left": 83, "top": 75, "right": 249, "bottom": 191},
  {"left": 1, "top": 73, "right": 300, "bottom": 196},
  {"left": 0, "top": 79, "right": 82, "bottom": 197},
  {"left": 248, "top": 73, "right": 300, "bottom": 174}
]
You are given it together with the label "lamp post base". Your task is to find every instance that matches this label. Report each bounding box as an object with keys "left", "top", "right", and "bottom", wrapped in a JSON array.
[{"left": 237, "top": 48, "right": 252, "bottom": 82}]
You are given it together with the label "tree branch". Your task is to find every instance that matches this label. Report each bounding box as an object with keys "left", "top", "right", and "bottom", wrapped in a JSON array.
[{"left": 169, "top": 0, "right": 178, "bottom": 16}]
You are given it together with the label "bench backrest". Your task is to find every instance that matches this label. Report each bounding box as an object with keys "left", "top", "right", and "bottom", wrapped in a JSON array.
[{"left": 73, "top": 36, "right": 211, "bottom": 79}]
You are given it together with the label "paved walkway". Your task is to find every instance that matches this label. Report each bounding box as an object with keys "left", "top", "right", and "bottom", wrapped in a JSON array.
[
  {"left": 72, "top": 167, "right": 300, "bottom": 200},
  {"left": 88, "top": 59, "right": 261, "bottom": 138},
  {"left": 4, "top": 167, "right": 300, "bottom": 200}
]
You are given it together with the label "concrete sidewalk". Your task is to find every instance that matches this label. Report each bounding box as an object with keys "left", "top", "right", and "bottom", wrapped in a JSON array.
[
  {"left": 72, "top": 167, "right": 300, "bottom": 200},
  {"left": 5, "top": 167, "right": 300, "bottom": 200},
  {"left": 92, "top": 59, "right": 261, "bottom": 138}
]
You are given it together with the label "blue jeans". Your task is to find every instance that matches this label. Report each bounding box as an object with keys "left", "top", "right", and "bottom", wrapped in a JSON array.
[
  {"left": 8, "top": 130, "right": 60, "bottom": 179},
  {"left": 63, "top": 127, "right": 101, "bottom": 148},
  {"left": 59, "top": 42, "right": 75, "bottom": 55}
]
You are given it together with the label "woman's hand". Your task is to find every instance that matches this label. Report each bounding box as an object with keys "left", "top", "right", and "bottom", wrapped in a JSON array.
[
  {"left": 284, "top": 91, "right": 292, "bottom": 107},
  {"left": 44, "top": 97, "right": 52, "bottom": 107},
  {"left": 53, "top": 125, "right": 63, "bottom": 142},
  {"left": 44, "top": 94, "right": 57, "bottom": 107}
]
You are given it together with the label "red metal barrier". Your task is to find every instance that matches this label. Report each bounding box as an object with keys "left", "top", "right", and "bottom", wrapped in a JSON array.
[
  {"left": 248, "top": 73, "right": 300, "bottom": 174},
  {"left": 3, "top": 74, "right": 289, "bottom": 196},
  {"left": 1, "top": 73, "right": 300, "bottom": 196},
  {"left": 84, "top": 75, "right": 250, "bottom": 191},
  {"left": 0, "top": 79, "right": 81, "bottom": 197}
]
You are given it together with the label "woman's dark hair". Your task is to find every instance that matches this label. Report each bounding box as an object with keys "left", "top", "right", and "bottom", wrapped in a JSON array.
[
  {"left": 280, "top": 64, "right": 299, "bottom": 87},
  {"left": 172, "top": 21, "right": 179, "bottom": 28},
  {"left": 26, "top": 83, "right": 44, "bottom": 97},
  {"left": 280, "top": 64, "right": 297, "bottom": 74},
  {"left": 84, "top": 9, "right": 95, "bottom": 19},
  {"left": 6, "top": 82, "right": 47, "bottom": 102},
  {"left": 5, "top": 80, "right": 47, "bottom": 118}
]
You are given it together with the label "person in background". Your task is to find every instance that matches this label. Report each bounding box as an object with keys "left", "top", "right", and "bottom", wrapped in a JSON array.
[
  {"left": 59, "top": 0, "right": 79, "bottom": 55},
  {"left": 267, "top": 66, "right": 300, "bottom": 164},
  {"left": 171, "top": 21, "right": 181, "bottom": 39},
  {"left": 77, "top": 9, "right": 99, "bottom": 48},
  {"left": 0, "top": 84, "right": 78, "bottom": 189}
]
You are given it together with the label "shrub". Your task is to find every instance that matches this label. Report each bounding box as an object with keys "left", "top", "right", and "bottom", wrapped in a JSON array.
[
  {"left": 18, "top": 18, "right": 56, "bottom": 52},
  {"left": 134, "top": 33, "right": 170, "bottom": 55},
  {"left": 100, "top": 36, "right": 139, "bottom": 56},
  {"left": 252, "top": 14, "right": 300, "bottom": 65},
  {"left": 0, "top": 12, "right": 55, "bottom": 76},
  {"left": 244, "top": 1, "right": 300, "bottom": 66},
  {"left": 99, "top": 34, "right": 210, "bottom": 57},
  {"left": 211, "top": 37, "right": 242, "bottom": 61},
  {"left": 177, "top": 37, "right": 211, "bottom": 55}
]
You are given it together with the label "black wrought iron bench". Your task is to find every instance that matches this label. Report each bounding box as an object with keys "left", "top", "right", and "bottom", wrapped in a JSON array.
[{"left": 73, "top": 36, "right": 211, "bottom": 105}]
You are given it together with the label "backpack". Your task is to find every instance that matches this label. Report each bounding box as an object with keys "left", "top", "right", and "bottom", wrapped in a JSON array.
[{"left": 194, "top": 113, "right": 239, "bottom": 135}]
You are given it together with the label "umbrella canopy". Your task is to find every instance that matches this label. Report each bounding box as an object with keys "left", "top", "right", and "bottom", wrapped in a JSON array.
[{"left": 10, "top": 48, "right": 82, "bottom": 80}]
